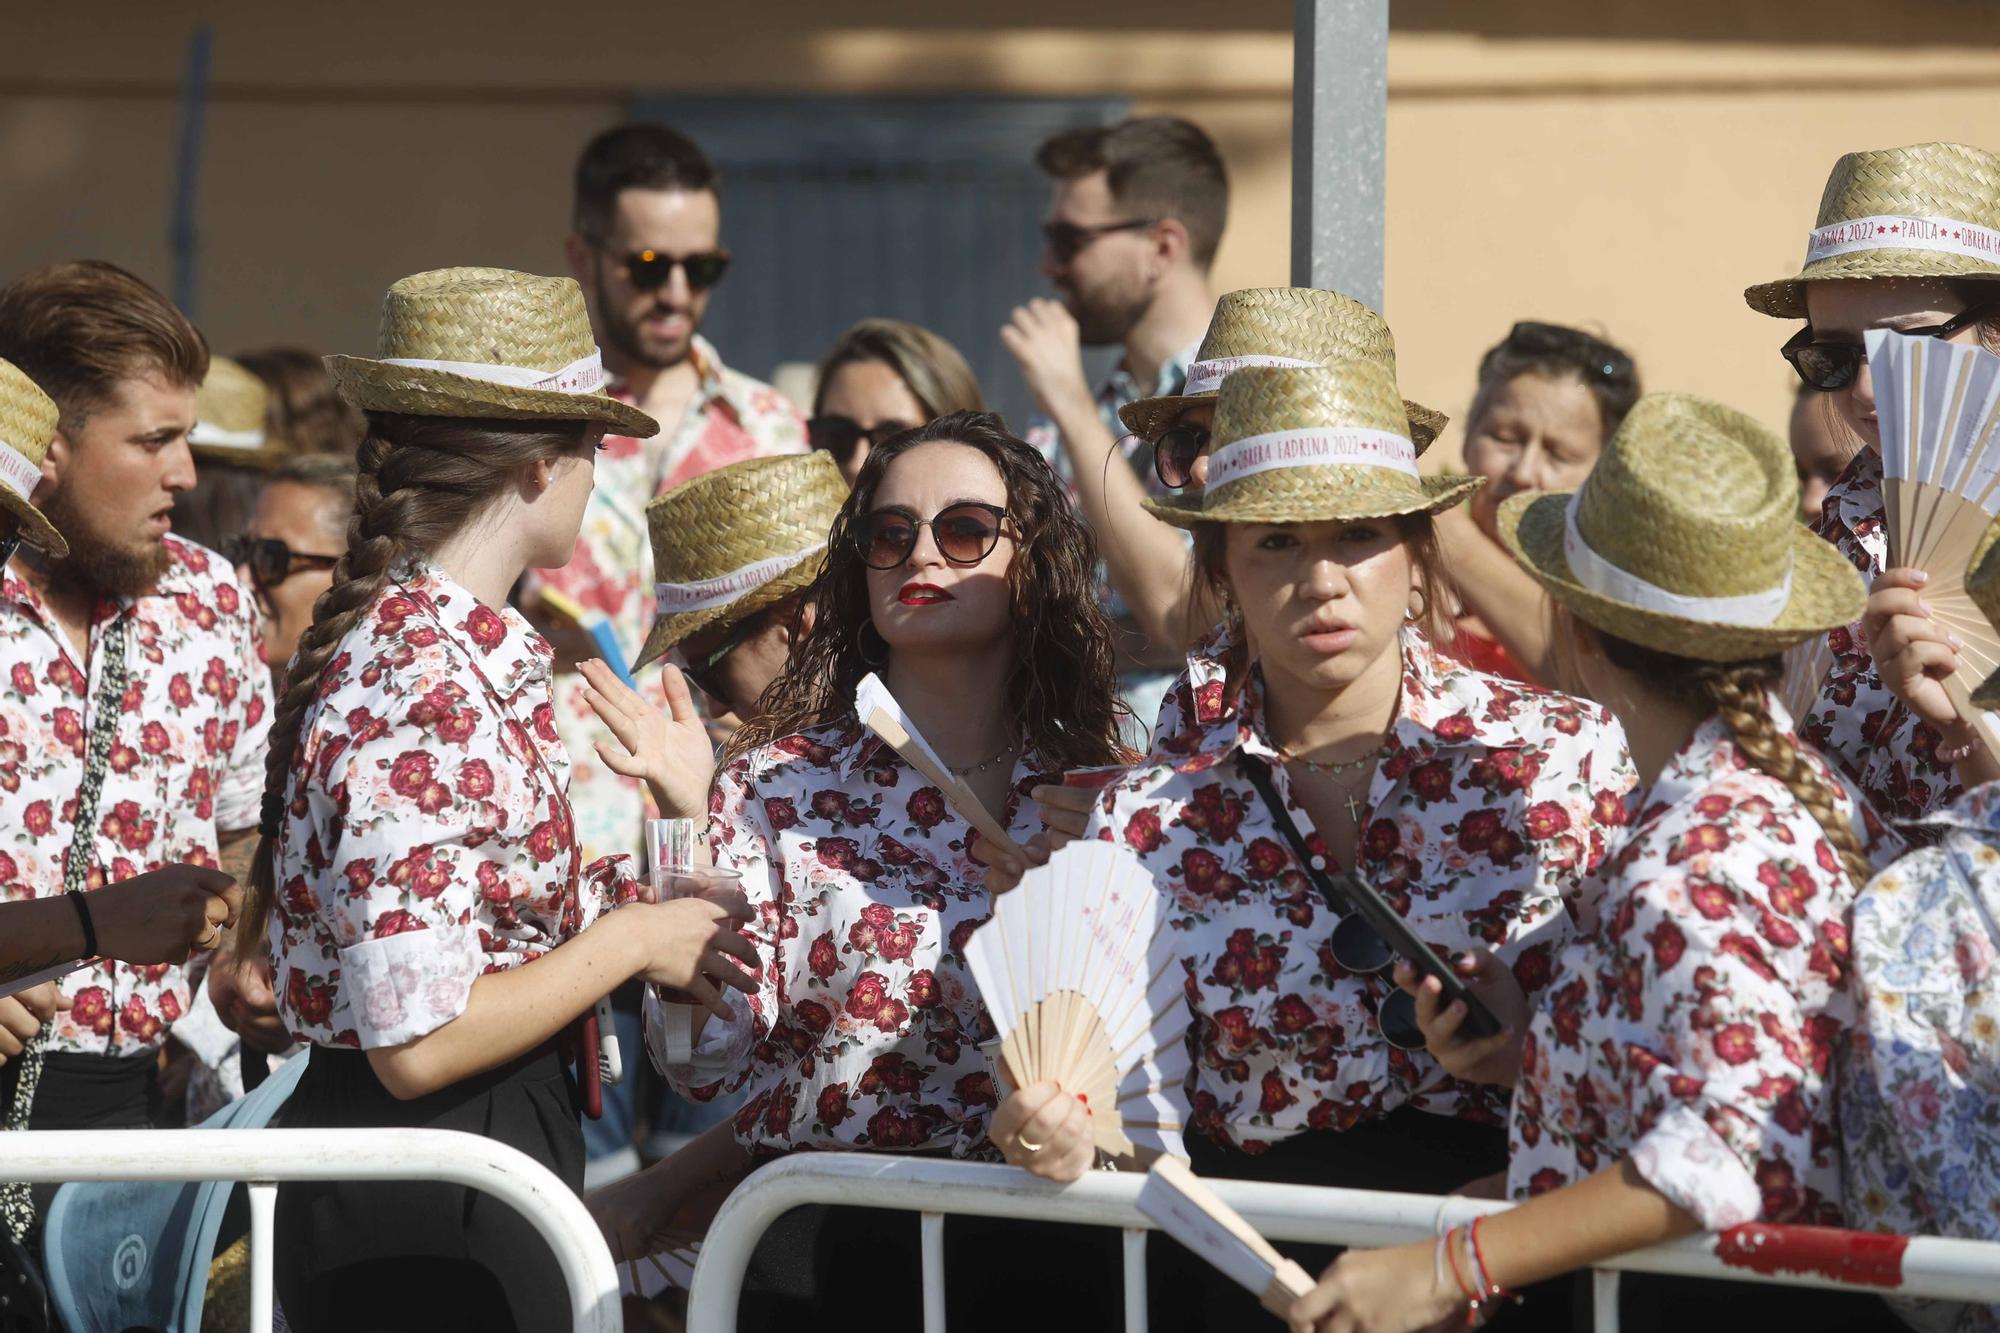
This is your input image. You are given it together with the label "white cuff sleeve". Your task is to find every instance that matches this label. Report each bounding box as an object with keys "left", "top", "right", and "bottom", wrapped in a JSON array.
[
  {"left": 337, "top": 924, "right": 484, "bottom": 1049},
  {"left": 1629, "top": 1103, "right": 1764, "bottom": 1231}
]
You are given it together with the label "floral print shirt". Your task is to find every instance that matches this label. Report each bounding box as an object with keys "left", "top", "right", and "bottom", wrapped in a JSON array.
[
  {"left": 1839, "top": 781, "right": 2000, "bottom": 1333},
  {"left": 524, "top": 337, "right": 805, "bottom": 864},
  {"left": 1090, "top": 633, "right": 1636, "bottom": 1151},
  {"left": 0, "top": 535, "right": 271, "bottom": 1056},
  {"left": 666, "top": 724, "right": 1048, "bottom": 1161},
  {"left": 1800, "top": 449, "right": 1962, "bottom": 829},
  {"left": 1509, "top": 700, "right": 1901, "bottom": 1230},
  {"left": 269, "top": 561, "right": 631, "bottom": 1049}
]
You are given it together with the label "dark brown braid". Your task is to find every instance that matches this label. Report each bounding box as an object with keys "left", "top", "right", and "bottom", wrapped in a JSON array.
[
  {"left": 237, "top": 410, "right": 596, "bottom": 956},
  {"left": 1599, "top": 637, "right": 1872, "bottom": 886}
]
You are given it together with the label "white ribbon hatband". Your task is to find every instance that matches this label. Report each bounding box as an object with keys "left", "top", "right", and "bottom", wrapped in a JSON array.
[
  {"left": 1205, "top": 427, "right": 1418, "bottom": 493},
  {"left": 189, "top": 422, "right": 268, "bottom": 450},
  {"left": 0, "top": 443, "right": 41, "bottom": 503},
  {"left": 1562, "top": 493, "right": 1790, "bottom": 626},
  {"left": 1182, "top": 353, "right": 1320, "bottom": 396},
  {"left": 1805, "top": 214, "right": 2000, "bottom": 266},
  {"left": 656, "top": 542, "right": 826, "bottom": 616},
  {"left": 382, "top": 349, "right": 607, "bottom": 396}
]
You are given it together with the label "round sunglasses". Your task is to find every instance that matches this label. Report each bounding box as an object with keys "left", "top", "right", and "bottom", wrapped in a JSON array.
[
  {"left": 604, "top": 246, "right": 732, "bottom": 293},
  {"left": 807, "top": 416, "right": 916, "bottom": 466},
  {"left": 1782, "top": 303, "right": 1998, "bottom": 391},
  {"left": 1319, "top": 871, "right": 1426, "bottom": 1051},
  {"left": 852, "top": 502, "right": 1009, "bottom": 571},
  {"left": 1152, "top": 423, "right": 1212, "bottom": 491}
]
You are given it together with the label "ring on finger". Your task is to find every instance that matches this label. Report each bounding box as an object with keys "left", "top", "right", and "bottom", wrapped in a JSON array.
[{"left": 1015, "top": 1134, "right": 1044, "bottom": 1154}]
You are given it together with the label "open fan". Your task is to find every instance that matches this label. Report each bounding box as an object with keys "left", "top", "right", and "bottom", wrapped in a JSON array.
[
  {"left": 964, "top": 839, "right": 1189, "bottom": 1159},
  {"left": 1868, "top": 326, "right": 2000, "bottom": 746},
  {"left": 856, "top": 673, "right": 1023, "bottom": 858}
]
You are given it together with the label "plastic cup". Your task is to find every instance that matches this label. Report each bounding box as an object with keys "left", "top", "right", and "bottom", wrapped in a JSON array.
[{"left": 652, "top": 863, "right": 743, "bottom": 902}]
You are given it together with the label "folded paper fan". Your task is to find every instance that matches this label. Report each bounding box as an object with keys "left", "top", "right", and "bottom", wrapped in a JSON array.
[
  {"left": 1868, "top": 327, "right": 2000, "bottom": 746},
  {"left": 1138, "top": 1156, "right": 1314, "bottom": 1318},
  {"left": 855, "top": 672, "right": 1023, "bottom": 857},
  {"left": 964, "top": 839, "right": 1189, "bottom": 1159}
]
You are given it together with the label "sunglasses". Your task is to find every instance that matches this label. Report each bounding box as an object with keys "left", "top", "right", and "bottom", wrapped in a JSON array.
[
  {"left": 853, "top": 502, "right": 1009, "bottom": 571},
  {"left": 807, "top": 416, "right": 916, "bottom": 465},
  {"left": 1041, "top": 217, "right": 1157, "bottom": 266},
  {"left": 606, "top": 247, "right": 732, "bottom": 293},
  {"left": 1152, "top": 423, "right": 1212, "bottom": 491},
  {"left": 223, "top": 535, "right": 342, "bottom": 591},
  {"left": 1782, "top": 303, "right": 1998, "bottom": 391},
  {"left": 1321, "top": 872, "right": 1426, "bottom": 1051},
  {"left": 680, "top": 611, "right": 766, "bottom": 711}
]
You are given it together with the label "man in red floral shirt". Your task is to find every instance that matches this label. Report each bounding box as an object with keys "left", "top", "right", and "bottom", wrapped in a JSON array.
[{"left": 0, "top": 262, "right": 272, "bottom": 1164}]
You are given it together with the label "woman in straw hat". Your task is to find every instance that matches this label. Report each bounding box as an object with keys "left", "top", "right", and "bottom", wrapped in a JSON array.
[
  {"left": 1745, "top": 141, "right": 2000, "bottom": 830},
  {"left": 989, "top": 362, "right": 1635, "bottom": 1329},
  {"left": 241, "top": 268, "right": 760, "bottom": 1333},
  {"left": 1289, "top": 394, "right": 1898, "bottom": 1333}
]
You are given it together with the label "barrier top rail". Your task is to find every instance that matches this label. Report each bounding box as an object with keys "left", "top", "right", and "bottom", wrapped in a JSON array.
[{"left": 0, "top": 1128, "right": 621, "bottom": 1333}]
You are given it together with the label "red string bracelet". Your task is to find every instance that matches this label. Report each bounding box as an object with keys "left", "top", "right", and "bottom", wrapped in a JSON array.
[{"left": 1464, "top": 1216, "right": 1523, "bottom": 1327}]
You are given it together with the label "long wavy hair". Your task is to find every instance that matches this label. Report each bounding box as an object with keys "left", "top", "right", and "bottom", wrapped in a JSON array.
[{"left": 726, "top": 411, "right": 1128, "bottom": 771}]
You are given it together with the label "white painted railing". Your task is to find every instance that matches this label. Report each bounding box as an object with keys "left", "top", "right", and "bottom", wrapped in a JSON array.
[
  {"left": 0, "top": 1128, "right": 621, "bottom": 1332},
  {"left": 685, "top": 1154, "right": 2000, "bottom": 1333}
]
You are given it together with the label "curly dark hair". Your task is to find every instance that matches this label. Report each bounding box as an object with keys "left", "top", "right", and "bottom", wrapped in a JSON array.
[{"left": 726, "top": 411, "right": 1129, "bottom": 772}]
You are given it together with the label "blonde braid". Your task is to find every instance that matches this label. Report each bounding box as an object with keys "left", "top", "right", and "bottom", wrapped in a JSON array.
[{"left": 1701, "top": 664, "right": 1873, "bottom": 886}]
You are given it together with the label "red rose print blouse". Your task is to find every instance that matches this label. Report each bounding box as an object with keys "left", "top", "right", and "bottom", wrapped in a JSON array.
[
  {"left": 662, "top": 723, "right": 1047, "bottom": 1160},
  {"left": 1799, "top": 449, "right": 1961, "bottom": 829},
  {"left": 0, "top": 536, "right": 271, "bottom": 1056},
  {"left": 269, "top": 561, "right": 633, "bottom": 1049},
  {"left": 1091, "top": 632, "right": 1637, "bottom": 1151},
  {"left": 1507, "top": 699, "right": 1902, "bottom": 1229}
]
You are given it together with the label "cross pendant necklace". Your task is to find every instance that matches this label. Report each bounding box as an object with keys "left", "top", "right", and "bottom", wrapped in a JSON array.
[{"left": 1342, "top": 790, "right": 1363, "bottom": 823}]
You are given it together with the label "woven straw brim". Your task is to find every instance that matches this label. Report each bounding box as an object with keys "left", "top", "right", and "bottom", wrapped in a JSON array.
[
  {"left": 1744, "top": 255, "right": 2000, "bottom": 319},
  {"left": 636, "top": 553, "right": 822, "bottom": 671},
  {"left": 1145, "top": 471, "right": 1481, "bottom": 528},
  {"left": 327, "top": 356, "right": 658, "bottom": 437},
  {"left": 1121, "top": 392, "right": 1447, "bottom": 455},
  {"left": 0, "top": 488, "right": 62, "bottom": 558},
  {"left": 1499, "top": 490, "right": 1866, "bottom": 661}
]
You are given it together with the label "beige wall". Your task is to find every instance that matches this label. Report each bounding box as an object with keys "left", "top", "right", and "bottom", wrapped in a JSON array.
[{"left": 7, "top": 3, "right": 2000, "bottom": 463}]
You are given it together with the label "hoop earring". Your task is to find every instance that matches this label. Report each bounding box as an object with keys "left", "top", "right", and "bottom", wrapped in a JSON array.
[
  {"left": 1405, "top": 586, "right": 1429, "bottom": 625},
  {"left": 856, "top": 620, "right": 889, "bottom": 669}
]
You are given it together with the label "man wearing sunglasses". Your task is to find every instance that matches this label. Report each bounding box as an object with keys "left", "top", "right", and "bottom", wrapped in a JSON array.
[{"left": 1005, "top": 116, "right": 1228, "bottom": 744}]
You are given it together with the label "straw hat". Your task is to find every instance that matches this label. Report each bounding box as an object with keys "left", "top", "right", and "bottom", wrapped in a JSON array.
[
  {"left": 0, "top": 359, "right": 65, "bottom": 558},
  {"left": 1498, "top": 393, "right": 1865, "bottom": 661},
  {"left": 190, "top": 357, "right": 290, "bottom": 470},
  {"left": 1966, "top": 521, "right": 2000, "bottom": 707},
  {"left": 635, "top": 450, "right": 848, "bottom": 669},
  {"left": 1744, "top": 141, "right": 2000, "bottom": 319},
  {"left": 1120, "top": 287, "right": 1447, "bottom": 449},
  {"left": 327, "top": 268, "right": 657, "bottom": 437},
  {"left": 1143, "top": 361, "right": 1480, "bottom": 529}
]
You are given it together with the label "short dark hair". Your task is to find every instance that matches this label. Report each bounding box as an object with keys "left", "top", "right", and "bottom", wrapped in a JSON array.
[
  {"left": 1036, "top": 116, "right": 1230, "bottom": 268},
  {"left": 1470, "top": 321, "right": 1641, "bottom": 439},
  {"left": 0, "top": 260, "right": 208, "bottom": 425},
  {"left": 572, "top": 122, "right": 720, "bottom": 242}
]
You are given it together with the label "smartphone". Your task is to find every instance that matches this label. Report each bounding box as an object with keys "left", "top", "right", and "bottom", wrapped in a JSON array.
[{"left": 1330, "top": 870, "right": 1502, "bottom": 1038}]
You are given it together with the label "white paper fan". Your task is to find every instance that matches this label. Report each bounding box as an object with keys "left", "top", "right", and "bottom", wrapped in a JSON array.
[
  {"left": 855, "top": 672, "right": 1023, "bottom": 857},
  {"left": 1137, "top": 1156, "right": 1313, "bottom": 1316},
  {"left": 1868, "top": 327, "right": 2000, "bottom": 744},
  {"left": 964, "top": 839, "right": 1190, "bottom": 1158}
]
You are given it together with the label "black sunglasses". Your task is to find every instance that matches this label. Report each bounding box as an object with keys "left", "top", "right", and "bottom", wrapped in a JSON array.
[
  {"left": 1783, "top": 303, "right": 1998, "bottom": 391},
  {"left": 853, "top": 502, "right": 1009, "bottom": 571},
  {"left": 807, "top": 416, "right": 916, "bottom": 465},
  {"left": 605, "top": 247, "right": 732, "bottom": 293},
  {"left": 1153, "top": 423, "right": 1212, "bottom": 491},
  {"left": 1041, "top": 217, "right": 1157, "bottom": 265},
  {"left": 0, "top": 531, "right": 20, "bottom": 576},
  {"left": 680, "top": 611, "right": 766, "bottom": 711},
  {"left": 223, "top": 535, "right": 342, "bottom": 590},
  {"left": 1318, "top": 872, "right": 1426, "bottom": 1051}
]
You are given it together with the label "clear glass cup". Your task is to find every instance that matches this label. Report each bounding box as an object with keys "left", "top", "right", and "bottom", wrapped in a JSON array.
[{"left": 651, "top": 863, "right": 743, "bottom": 902}]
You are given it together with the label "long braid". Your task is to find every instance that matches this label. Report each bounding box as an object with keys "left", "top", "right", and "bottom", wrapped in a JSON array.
[
  {"left": 237, "top": 412, "right": 596, "bottom": 956},
  {"left": 1700, "top": 662, "right": 1874, "bottom": 887}
]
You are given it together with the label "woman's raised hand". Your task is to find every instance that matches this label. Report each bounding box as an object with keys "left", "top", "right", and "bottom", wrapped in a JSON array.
[
  {"left": 580, "top": 659, "right": 716, "bottom": 820},
  {"left": 629, "top": 893, "right": 760, "bottom": 1020},
  {"left": 1393, "top": 951, "right": 1527, "bottom": 1088},
  {"left": 1862, "top": 568, "right": 1970, "bottom": 731},
  {"left": 991, "top": 1081, "right": 1095, "bottom": 1183}
]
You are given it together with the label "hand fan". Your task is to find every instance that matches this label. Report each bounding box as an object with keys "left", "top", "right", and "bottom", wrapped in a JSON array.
[
  {"left": 855, "top": 673, "right": 1024, "bottom": 857},
  {"left": 1137, "top": 1156, "right": 1314, "bottom": 1318},
  {"left": 1777, "top": 635, "right": 1834, "bottom": 724},
  {"left": 620, "top": 1243, "right": 700, "bottom": 1297},
  {"left": 1868, "top": 327, "right": 2000, "bottom": 747},
  {"left": 963, "top": 839, "right": 1190, "bottom": 1159}
]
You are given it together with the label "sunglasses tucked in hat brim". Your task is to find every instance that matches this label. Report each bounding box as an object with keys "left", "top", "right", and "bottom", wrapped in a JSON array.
[
  {"left": 1122, "top": 391, "right": 1447, "bottom": 455},
  {"left": 1144, "top": 470, "right": 1481, "bottom": 530},
  {"left": 1498, "top": 490, "right": 1866, "bottom": 662},
  {"left": 0, "top": 487, "right": 62, "bottom": 560},
  {"left": 326, "top": 355, "right": 657, "bottom": 438}
]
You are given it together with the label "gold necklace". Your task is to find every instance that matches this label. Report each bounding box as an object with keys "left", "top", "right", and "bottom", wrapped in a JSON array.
[{"left": 950, "top": 739, "right": 1019, "bottom": 778}]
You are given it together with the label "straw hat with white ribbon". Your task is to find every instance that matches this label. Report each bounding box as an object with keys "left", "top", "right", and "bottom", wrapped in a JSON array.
[
  {"left": 0, "top": 358, "right": 65, "bottom": 558},
  {"left": 190, "top": 357, "right": 290, "bottom": 470},
  {"left": 1498, "top": 393, "right": 1865, "bottom": 662},
  {"left": 1143, "top": 361, "right": 1479, "bottom": 529},
  {"left": 635, "top": 450, "right": 848, "bottom": 669},
  {"left": 1119, "top": 286, "right": 1447, "bottom": 449},
  {"left": 1745, "top": 141, "right": 2000, "bottom": 320},
  {"left": 327, "top": 267, "right": 657, "bottom": 437}
]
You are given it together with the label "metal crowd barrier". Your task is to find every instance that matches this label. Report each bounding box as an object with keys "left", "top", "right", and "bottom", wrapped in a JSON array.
[
  {"left": 0, "top": 1127, "right": 621, "bottom": 1332},
  {"left": 686, "top": 1153, "right": 2000, "bottom": 1333}
]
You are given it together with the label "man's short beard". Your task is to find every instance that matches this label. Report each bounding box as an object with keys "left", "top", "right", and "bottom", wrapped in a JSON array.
[
  {"left": 1070, "top": 286, "right": 1155, "bottom": 348},
  {"left": 592, "top": 258, "right": 690, "bottom": 373},
  {"left": 34, "top": 485, "right": 169, "bottom": 599}
]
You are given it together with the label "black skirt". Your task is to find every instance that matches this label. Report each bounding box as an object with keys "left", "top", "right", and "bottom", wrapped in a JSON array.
[
  {"left": 273, "top": 1044, "right": 583, "bottom": 1333},
  {"left": 10, "top": 1049, "right": 159, "bottom": 1226}
]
